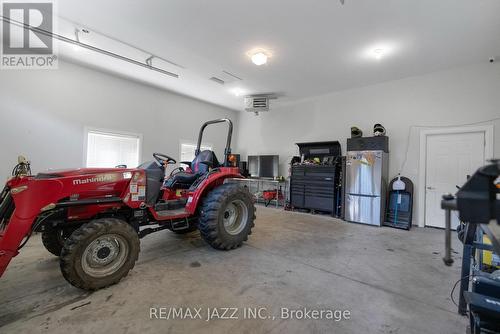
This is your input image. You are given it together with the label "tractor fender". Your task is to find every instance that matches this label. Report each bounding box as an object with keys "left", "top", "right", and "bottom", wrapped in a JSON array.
[{"left": 184, "top": 167, "right": 243, "bottom": 214}]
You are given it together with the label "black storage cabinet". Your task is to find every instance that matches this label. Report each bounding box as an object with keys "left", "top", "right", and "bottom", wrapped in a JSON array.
[{"left": 290, "top": 141, "right": 342, "bottom": 216}]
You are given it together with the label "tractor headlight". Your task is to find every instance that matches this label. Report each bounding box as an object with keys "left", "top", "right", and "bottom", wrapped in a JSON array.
[
  {"left": 41, "top": 203, "right": 56, "bottom": 212},
  {"left": 10, "top": 185, "right": 28, "bottom": 195}
]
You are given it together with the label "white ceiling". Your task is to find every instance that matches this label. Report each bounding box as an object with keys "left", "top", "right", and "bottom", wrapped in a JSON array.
[{"left": 56, "top": 0, "right": 500, "bottom": 111}]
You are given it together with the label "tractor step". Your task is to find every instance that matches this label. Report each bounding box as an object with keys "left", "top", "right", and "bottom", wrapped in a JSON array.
[
  {"left": 156, "top": 208, "right": 188, "bottom": 217},
  {"left": 138, "top": 216, "right": 191, "bottom": 237},
  {"left": 171, "top": 219, "right": 190, "bottom": 231},
  {"left": 154, "top": 198, "right": 187, "bottom": 212},
  {"left": 156, "top": 209, "right": 190, "bottom": 230}
]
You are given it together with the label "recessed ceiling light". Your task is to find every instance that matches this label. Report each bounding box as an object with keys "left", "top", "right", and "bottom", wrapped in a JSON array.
[
  {"left": 360, "top": 42, "right": 399, "bottom": 61},
  {"left": 230, "top": 87, "right": 245, "bottom": 97},
  {"left": 246, "top": 48, "right": 273, "bottom": 65},
  {"left": 373, "top": 48, "right": 385, "bottom": 60},
  {"left": 251, "top": 52, "right": 268, "bottom": 66}
]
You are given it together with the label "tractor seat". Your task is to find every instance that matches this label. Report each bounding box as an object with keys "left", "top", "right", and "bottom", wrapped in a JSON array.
[
  {"left": 170, "top": 172, "right": 199, "bottom": 184},
  {"left": 164, "top": 150, "right": 220, "bottom": 189}
]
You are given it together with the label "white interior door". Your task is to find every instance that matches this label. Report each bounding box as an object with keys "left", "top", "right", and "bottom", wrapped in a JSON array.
[{"left": 424, "top": 132, "right": 485, "bottom": 228}]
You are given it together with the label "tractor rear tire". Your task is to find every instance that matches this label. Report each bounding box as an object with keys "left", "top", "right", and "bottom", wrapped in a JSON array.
[
  {"left": 60, "top": 218, "right": 140, "bottom": 291},
  {"left": 41, "top": 230, "right": 64, "bottom": 256},
  {"left": 198, "top": 183, "right": 255, "bottom": 250}
]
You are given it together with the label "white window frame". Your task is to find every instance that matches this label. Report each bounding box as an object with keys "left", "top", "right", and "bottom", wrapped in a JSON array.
[
  {"left": 179, "top": 139, "right": 213, "bottom": 166},
  {"left": 83, "top": 127, "right": 143, "bottom": 168}
]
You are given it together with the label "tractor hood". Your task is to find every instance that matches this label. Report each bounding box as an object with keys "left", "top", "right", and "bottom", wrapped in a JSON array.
[{"left": 35, "top": 167, "right": 134, "bottom": 179}]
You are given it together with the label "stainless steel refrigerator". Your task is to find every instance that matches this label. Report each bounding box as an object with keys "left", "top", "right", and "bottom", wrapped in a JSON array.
[{"left": 345, "top": 149, "right": 389, "bottom": 226}]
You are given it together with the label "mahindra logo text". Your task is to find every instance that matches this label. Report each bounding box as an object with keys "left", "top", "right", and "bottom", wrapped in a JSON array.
[{"left": 73, "top": 174, "right": 116, "bottom": 185}]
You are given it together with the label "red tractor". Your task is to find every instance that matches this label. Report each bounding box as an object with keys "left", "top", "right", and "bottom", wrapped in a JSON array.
[{"left": 0, "top": 119, "right": 255, "bottom": 290}]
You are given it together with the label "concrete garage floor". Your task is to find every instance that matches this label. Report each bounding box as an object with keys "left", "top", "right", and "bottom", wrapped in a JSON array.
[{"left": 0, "top": 206, "right": 467, "bottom": 334}]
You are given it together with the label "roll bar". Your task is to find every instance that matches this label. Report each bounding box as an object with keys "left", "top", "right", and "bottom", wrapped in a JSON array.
[{"left": 195, "top": 119, "right": 233, "bottom": 167}]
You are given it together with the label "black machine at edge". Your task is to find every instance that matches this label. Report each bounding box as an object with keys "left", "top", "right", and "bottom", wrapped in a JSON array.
[{"left": 441, "top": 159, "right": 500, "bottom": 334}]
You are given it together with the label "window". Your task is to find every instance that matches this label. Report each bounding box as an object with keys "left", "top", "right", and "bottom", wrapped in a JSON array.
[
  {"left": 85, "top": 129, "right": 141, "bottom": 168},
  {"left": 180, "top": 141, "right": 212, "bottom": 165}
]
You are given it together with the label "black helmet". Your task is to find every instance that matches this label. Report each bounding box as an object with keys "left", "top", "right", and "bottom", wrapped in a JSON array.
[
  {"left": 373, "top": 123, "right": 386, "bottom": 136},
  {"left": 350, "top": 126, "right": 363, "bottom": 138}
]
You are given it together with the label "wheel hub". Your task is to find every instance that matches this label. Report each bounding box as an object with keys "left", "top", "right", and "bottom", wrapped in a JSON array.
[
  {"left": 222, "top": 200, "right": 248, "bottom": 235},
  {"left": 96, "top": 246, "right": 111, "bottom": 260},
  {"left": 81, "top": 234, "right": 129, "bottom": 278}
]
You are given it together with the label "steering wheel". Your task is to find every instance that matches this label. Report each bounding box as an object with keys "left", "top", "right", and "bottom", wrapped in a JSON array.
[{"left": 153, "top": 152, "right": 176, "bottom": 166}]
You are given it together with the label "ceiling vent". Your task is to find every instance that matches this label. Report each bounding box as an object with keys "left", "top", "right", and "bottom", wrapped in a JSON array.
[
  {"left": 209, "top": 76, "right": 225, "bottom": 85},
  {"left": 244, "top": 96, "right": 270, "bottom": 115},
  {"left": 209, "top": 71, "right": 243, "bottom": 86},
  {"left": 221, "top": 70, "right": 242, "bottom": 82}
]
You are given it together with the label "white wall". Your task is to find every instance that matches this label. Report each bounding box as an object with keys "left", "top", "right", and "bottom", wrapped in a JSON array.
[
  {"left": 0, "top": 60, "right": 238, "bottom": 178},
  {"left": 2, "top": 59, "right": 498, "bottom": 227},
  {"left": 235, "top": 63, "right": 500, "bottom": 226}
]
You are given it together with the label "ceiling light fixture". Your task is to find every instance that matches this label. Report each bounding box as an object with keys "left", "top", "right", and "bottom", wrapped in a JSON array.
[
  {"left": 73, "top": 28, "right": 90, "bottom": 51},
  {"left": 373, "top": 48, "right": 385, "bottom": 60},
  {"left": 251, "top": 52, "right": 268, "bottom": 66},
  {"left": 230, "top": 87, "right": 245, "bottom": 97},
  {"left": 146, "top": 55, "right": 154, "bottom": 67},
  {"left": 361, "top": 42, "right": 398, "bottom": 61},
  {"left": 247, "top": 48, "right": 272, "bottom": 66},
  {"left": 73, "top": 28, "right": 81, "bottom": 51}
]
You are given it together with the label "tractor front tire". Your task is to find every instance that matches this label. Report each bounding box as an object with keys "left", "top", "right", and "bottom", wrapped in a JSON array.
[
  {"left": 60, "top": 218, "right": 140, "bottom": 291},
  {"left": 41, "top": 229, "right": 64, "bottom": 256},
  {"left": 198, "top": 183, "right": 255, "bottom": 250}
]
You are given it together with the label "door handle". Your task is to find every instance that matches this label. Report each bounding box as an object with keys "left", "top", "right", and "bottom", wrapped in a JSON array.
[{"left": 426, "top": 186, "right": 435, "bottom": 190}]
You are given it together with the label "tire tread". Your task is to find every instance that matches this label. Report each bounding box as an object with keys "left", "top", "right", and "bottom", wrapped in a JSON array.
[
  {"left": 198, "top": 183, "right": 256, "bottom": 250},
  {"left": 41, "top": 230, "right": 63, "bottom": 256},
  {"left": 60, "top": 218, "right": 140, "bottom": 290}
]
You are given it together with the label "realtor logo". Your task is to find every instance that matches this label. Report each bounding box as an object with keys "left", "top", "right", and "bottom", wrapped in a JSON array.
[{"left": 1, "top": 1, "right": 57, "bottom": 69}]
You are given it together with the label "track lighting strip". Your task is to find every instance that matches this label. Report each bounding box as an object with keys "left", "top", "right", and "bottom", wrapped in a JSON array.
[
  {"left": 61, "top": 16, "right": 186, "bottom": 70},
  {"left": 0, "top": 16, "right": 179, "bottom": 78}
]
